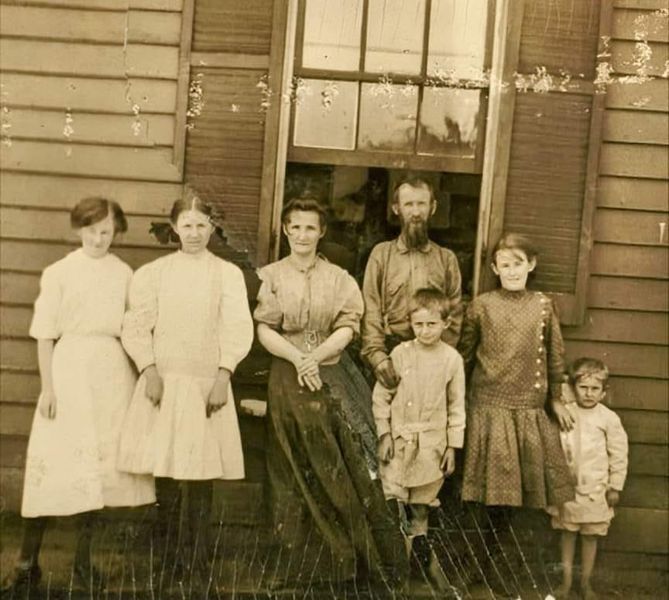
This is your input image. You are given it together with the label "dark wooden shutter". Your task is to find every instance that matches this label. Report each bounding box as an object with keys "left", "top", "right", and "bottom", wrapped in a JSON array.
[{"left": 481, "top": 0, "right": 611, "bottom": 325}]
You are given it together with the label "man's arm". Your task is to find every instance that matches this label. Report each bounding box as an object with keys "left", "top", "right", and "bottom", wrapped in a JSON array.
[{"left": 361, "top": 246, "right": 389, "bottom": 369}]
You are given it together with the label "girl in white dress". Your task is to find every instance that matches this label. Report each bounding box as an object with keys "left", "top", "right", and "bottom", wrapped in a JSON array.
[
  {"left": 117, "top": 190, "right": 253, "bottom": 575},
  {"left": 1, "top": 198, "right": 156, "bottom": 596}
]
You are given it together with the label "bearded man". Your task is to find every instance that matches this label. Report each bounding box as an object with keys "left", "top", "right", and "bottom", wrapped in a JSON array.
[{"left": 361, "top": 176, "right": 463, "bottom": 388}]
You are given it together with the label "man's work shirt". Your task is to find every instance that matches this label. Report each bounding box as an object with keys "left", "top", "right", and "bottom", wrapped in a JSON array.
[{"left": 361, "top": 237, "right": 463, "bottom": 369}]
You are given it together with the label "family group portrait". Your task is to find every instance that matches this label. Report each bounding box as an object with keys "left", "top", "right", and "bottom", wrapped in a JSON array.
[{"left": 0, "top": 0, "right": 667, "bottom": 598}]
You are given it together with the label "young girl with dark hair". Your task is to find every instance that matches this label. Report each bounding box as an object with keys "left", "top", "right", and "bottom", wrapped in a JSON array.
[
  {"left": 457, "top": 232, "right": 575, "bottom": 596},
  {"left": 1, "top": 198, "right": 155, "bottom": 596},
  {"left": 116, "top": 187, "right": 253, "bottom": 583}
]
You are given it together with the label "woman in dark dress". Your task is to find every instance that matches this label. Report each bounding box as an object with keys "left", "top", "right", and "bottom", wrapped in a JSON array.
[{"left": 254, "top": 199, "right": 408, "bottom": 588}]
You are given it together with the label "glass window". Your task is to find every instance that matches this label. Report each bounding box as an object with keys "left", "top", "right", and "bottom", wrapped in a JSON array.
[
  {"left": 365, "top": 0, "right": 426, "bottom": 75},
  {"left": 302, "top": 0, "right": 364, "bottom": 71},
  {"left": 427, "top": 0, "right": 488, "bottom": 80},
  {"left": 293, "top": 80, "right": 359, "bottom": 150},
  {"left": 418, "top": 88, "right": 481, "bottom": 157},
  {"left": 358, "top": 83, "right": 418, "bottom": 152}
]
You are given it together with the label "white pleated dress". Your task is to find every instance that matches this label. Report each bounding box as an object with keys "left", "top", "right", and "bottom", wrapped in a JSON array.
[
  {"left": 22, "top": 249, "right": 156, "bottom": 518},
  {"left": 117, "top": 250, "right": 253, "bottom": 481}
]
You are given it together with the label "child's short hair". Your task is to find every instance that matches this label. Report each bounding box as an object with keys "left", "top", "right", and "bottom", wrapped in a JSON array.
[
  {"left": 493, "top": 232, "right": 538, "bottom": 264},
  {"left": 70, "top": 197, "right": 127, "bottom": 234},
  {"left": 568, "top": 357, "right": 610, "bottom": 388},
  {"left": 170, "top": 185, "right": 214, "bottom": 224},
  {"left": 409, "top": 288, "right": 450, "bottom": 320}
]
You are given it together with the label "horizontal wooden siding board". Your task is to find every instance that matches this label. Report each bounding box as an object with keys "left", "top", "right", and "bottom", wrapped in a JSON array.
[
  {"left": 1, "top": 208, "right": 170, "bottom": 247},
  {"left": 600, "top": 143, "right": 669, "bottom": 179},
  {"left": 1, "top": 39, "right": 179, "bottom": 80},
  {"left": 0, "top": 6, "right": 181, "bottom": 45},
  {"left": 605, "top": 78, "right": 668, "bottom": 112},
  {"left": 4, "top": 109, "right": 175, "bottom": 147},
  {"left": 612, "top": 7, "right": 669, "bottom": 42},
  {"left": 0, "top": 0, "right": 184, "bottom": 11},
  {"left": 587, "top": 276, "right": 668, "bottom": 311},
  {"left": 0, "top": 73, "right": 177, "bottom": 114},
  {"left": 604, "top": 507, "right": 668, "bottom": 554},
  {"left": 564, "top": 340, "right": 668, "bottom": 379},
  {"left": 602, "top": 110, "right": 669, "bottom": 145},
  {"left": 0, "top": 141, "right": 181, "bottom": 181},
  {"left": 0, "top": 173, "right": 180, "bottom": 214},
  {"left": 594, "top": 209, "right": 669, "bottom": 246},
  {"left": 597, "top": 177, "right": 669, "bottom": 211},
  {"left": 590, "top": 243, "right": 668, "bottom": 279},
  {"left": 606, "top": 376, "right": 668, "bottom": 412},
  {"left": 562, "top": 308, "right": 668, "bottom": 345},
  {"left": 610, "top": 39, "right": 669, "bottom": 76}
]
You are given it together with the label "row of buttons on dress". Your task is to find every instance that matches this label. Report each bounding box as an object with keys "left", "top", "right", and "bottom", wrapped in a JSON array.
[{"left": 535, "top": 295, "right": 549, "bottom": 389}]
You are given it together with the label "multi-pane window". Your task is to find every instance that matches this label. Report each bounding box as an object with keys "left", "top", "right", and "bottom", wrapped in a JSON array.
[{"left": 289, "top": 0, "right": 493, "bottom": 173}]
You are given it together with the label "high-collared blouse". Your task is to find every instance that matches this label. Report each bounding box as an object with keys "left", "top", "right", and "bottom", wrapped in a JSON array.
[
  {"left": 254, "top": 255, "right": 364, "bottom": 364},
  {"left": 457, "top": 289, "right": 565, "bottom": 408},
  {"left": 361, "top": 237, "right": 462, "bottom": 369}
]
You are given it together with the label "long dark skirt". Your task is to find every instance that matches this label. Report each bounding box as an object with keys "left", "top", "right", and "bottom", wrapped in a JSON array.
[{"left": 266, "top": 353, "right": 408, "bottom": 586}]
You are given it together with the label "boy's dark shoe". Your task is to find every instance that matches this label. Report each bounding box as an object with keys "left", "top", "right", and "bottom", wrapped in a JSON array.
[{"left": 0, "top": 563, "right": 42, "bottom": 598}]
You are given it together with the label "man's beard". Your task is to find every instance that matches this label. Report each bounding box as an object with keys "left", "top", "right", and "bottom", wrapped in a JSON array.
[{"left": 401, "top": 217, "right": 429, "bottom": 249}]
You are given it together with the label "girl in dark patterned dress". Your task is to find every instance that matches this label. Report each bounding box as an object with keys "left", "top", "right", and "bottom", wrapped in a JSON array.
[{"left": 457, "top": 233, "right": 575, "bottom": 596}]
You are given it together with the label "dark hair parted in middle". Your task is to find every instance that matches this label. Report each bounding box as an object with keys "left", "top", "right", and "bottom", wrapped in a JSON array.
[
  {"left": 70, "top": 197, "right": 128, "bottom": 234},
  {"left": 169, "top": 185, "right": 215, "bottom": 224},
  {"left": 492, "top": 232, "right": 538, "bottom": 264},
  {"left": 408, "top": 287, "right": 451, "bottom": 320},
  {"left": 281, "top": 198, "right": 328, "bottom": 230}
]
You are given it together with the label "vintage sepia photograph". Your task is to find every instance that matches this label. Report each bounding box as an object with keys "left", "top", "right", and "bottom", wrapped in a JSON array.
[{"left": 0, "top": 0, "right": 667, "bottom": 598}]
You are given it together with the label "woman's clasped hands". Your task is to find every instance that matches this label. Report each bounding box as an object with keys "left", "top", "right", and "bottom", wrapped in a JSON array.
[{"left": 294, "top": 353, "right": 323, "bottom": 392}]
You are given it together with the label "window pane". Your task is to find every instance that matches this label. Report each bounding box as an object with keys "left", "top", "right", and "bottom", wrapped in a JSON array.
[
  {"left": 358, "top": 83, "right": 418, "bottom": 152},
  {"left": 302, "top": 0, "right": 363, "bottom": 71},
  {"left": 428, "top": 0, "right": 488, "bottom": 80},
  {"left": 418, "top": 88, "right": 481, "bottom": 157},
  {"left": 293, "top": 80, "right": 359, "bottom": 150},
  {"left": 365, "top": 0, "right": 426, "bottom": 75}
]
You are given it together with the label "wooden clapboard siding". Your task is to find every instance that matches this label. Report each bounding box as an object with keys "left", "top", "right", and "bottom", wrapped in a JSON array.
[
  {"left": 603, "top": 110, "right": 669, "bottom": 145},
  {"left": 0, "top": 73, "right": 178, "bottom": 114},
  {"left": 1, "top": 39, "right": 179, "bottom": 79},
  {"left": 0, "top": 6, "right": 181, "bottom": 45},
  {"left": 563, "top": 1, "right": 669, "bottom": 561},
  {"left": 612, "top": 7, "right": 669, "bottom": 42},
  {"left": 597, "top": 177, "right": 668, "bottom": 211},
  {"left": 590, "top": 243, "right": 668, "bottom": 278},
  {"left": 6, "top": 109, "right": 175, "bottom": 147},
  {"left": 606, "top": 78, "right": 668, "bottom": 112},
  {"left": 0, "top": 0, "right": 190, "bottom": 515},
  {"left": 1, "top": 173, "right": 180, "bottom": 214}
]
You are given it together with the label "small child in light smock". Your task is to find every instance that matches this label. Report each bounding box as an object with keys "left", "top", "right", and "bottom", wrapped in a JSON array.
[
  {"left": 372, "top": 288, "right": 465, "bottom": 576},
  {"left": 548, "top": 357, "right": 628, "bottom": 600}
]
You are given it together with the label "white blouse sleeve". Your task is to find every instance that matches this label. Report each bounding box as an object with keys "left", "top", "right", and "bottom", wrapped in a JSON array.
[
  {"left": 29, "top": 264, "right": 62, "bottom": 340},
  {"left": 218, "top": 262, "right": 254, "bottom": 373},
  {"left": 121, "top": 263, "right": 159, "bottom": 372}
]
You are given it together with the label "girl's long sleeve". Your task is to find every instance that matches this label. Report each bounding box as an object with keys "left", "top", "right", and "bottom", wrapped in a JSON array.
[
  {"left": 545, "top": 298, "right": 566, "bottom": 401},
  {"left": 121, "top": 264, "right": 158, "bottom": 372},
  {"left": 217, "top": 263, "right": 254, "bottom": 373}
]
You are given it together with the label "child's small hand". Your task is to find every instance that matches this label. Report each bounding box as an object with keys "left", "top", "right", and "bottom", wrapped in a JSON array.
[
  {"left": 38, "top": 389, "right": 57, "bottom": 420},
  {"left": 143, "top": 365, "right": 164, "bottom": 407},
  {"left": 606, "top": 489, "right": 620, "bottom": 507},
  {"left": 377, "top": 433, "right": 394, "bottom": 463},
  {"left": 440, "top": 447, "right": 456, "bottom": 476},
  {"left": 551, "top": 400, "right": 575, "bottom": 431},
  {"left": 207, "top": 369, "right": 231, "bottom": 417}
]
